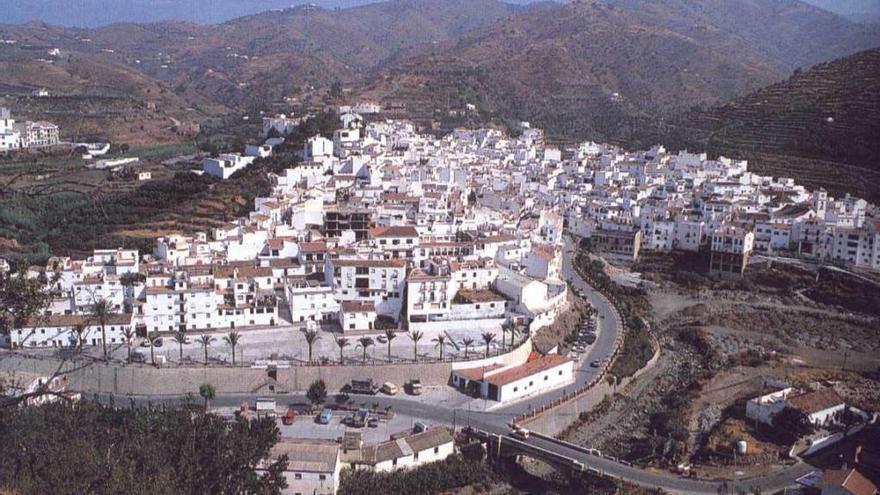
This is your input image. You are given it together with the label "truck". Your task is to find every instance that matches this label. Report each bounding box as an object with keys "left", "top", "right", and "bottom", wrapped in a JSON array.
[{"left": 349, "top": 379, "right": 379, "bottom": 395}]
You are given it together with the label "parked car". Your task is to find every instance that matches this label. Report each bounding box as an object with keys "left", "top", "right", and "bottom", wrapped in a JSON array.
[
  {"left": 131, "top": 350, "right": 147, "bottom": 363},
  {"left": 318, "top": 408, "right": 333, "bottom": 424},
  {"left": 590, "top": 360, "right": 602, "bottom": 368},
  {"left": 367, "top": 416, "right": 380, "bottom": 428},
  {"left": 153, "top": 337, "right": 164, "bottom": 348},
  {"left": 282, "top": 407, "right": 297, "bottom": 425},
  {"left": 381, "top": 382, "right": 399, "bottom": 395},
  {"left": 407, "top": 379, "right": 423, "bottom": 396},
  {"left": 414, "top": 421, "right": 429, "bottom": 433}
]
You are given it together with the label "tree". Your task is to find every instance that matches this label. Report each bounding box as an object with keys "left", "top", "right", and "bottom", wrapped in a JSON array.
[
  {"left": 461, "top": 337, "right": 474, "bottom": 359},
  {"left": 0, "top": 267, "right": 59, "bottom": 336},
  {"left": 481, "top": 332, "right": 496, "bottom": 358},
  {"left": 500, "top": 319, "right": 512, "bottom": 350},
  {"left": 72, "top": 323, "right": 87, "bottom": 355},
  {"left": 224, "top": 331, "right": 242, "bottom": 365},
  {"left": 383, "top": 328, "right": 397, "bottom": 362},
  {"left": 122, "top": 327, "right": 135, "bottom": 362},
  {"left": 408, "top": 330, "right": 424, "bottom": 362},
  {"left": 432, "top": 334, "right": 449, "bottom": 361},
  {"left": 197, "top": 335, "right": 215, "bottom": 365},
  {"left": 172, "top": 331, "right": 187, "bottom": 362},
  {"left": 90, "top": 298, "right": 114, "bottom": 361},
  {"left": 303, "top": 328, "right": 320, "bottom": 363},
  {"left": 356, "top": 337, "right": 374, "bottom": 364},
  {"left": 772, "top": 407, "right": 815, "bottom": 444},
  {"left": 148, "top": 335, "right": 159, "bottom": 366},
  {"left": 0, "top": 400, "right": 288, "bottom": 494},
  {"left": 307, "top": 379, "right": 327, "bottom": 408},
  {"left": 199, "top": 383, "right": 216, "bottom": 412},
  {"left": 335, "top": 336, "right": 350, "bottom": 363}
]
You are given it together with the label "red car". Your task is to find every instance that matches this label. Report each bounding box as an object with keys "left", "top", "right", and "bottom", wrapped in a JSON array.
[{"left": 281, "top": 407, "right": 297, "bottom": 425}]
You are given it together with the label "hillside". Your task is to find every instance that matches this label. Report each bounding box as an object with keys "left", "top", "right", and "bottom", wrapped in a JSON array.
[
  {"left": 359, "top": 0, "right": 880, "bottom": 141},
  {"left": 0, "top": 22, "right": 206, "bottom": 145},
  {"left": 648, "top": 48, "right": 880, "bottom": 201}
]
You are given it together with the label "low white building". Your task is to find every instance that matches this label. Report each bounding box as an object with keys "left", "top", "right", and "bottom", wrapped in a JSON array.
[
  {"left": 746, "top": 387, "right": 847, "bottom": 427},
  {"left": 10, "top": 313, "right": 133, "bottom": 349},
  {"left": 263, "top": 440, "right": 341, "bottom": 495},
  {"left": 203, "top": 153, "right": 256, "bottom": 180},
  {"left": 339, "top": 301, "right": 377, "bottom": 332},
  {"left": 354, "top": 427, "right": 455, "bottom": 472},
  {"left": 453, "top": 354, "right": 574, "bottom": 403}
]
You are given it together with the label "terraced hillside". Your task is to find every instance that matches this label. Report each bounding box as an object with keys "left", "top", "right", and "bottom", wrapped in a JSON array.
[
  {"left": 653, "top": 48, "right": 880, "bottom": 201},
  {"left": 359, "top": 0, "right": 880, "bottom": 141}
]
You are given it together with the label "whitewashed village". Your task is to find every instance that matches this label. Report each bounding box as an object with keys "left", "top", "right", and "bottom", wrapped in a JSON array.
[{"left": 3, "top": 107, "right": 879, "bottom": 495}]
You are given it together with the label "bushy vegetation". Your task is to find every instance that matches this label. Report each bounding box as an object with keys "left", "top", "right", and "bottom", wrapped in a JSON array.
[
  {"left": 338, "top": 454, "right": 496, "bottom": 495},
  {"left": 0, "top": 400, "right": 287, "bottom": 495}
]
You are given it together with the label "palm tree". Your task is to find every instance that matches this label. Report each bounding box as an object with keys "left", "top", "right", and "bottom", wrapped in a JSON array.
[
  {"left": 122, "top": 327, "right": 135, "bottom": 362},
  {"left": 197, "top": 335, "right": 215, "bottom": 365},
  {"left": 481, "top": 332, "right": 496, "bottom": 358},
  {"left": 356, "top": 337, "right": 374, "bottom": 364},
  {"left": 408, "top": 330, "right": 424, "bottom": 362},
  {"left": 461, "top": 337, "right": 475, "bottom": 359},
  {"left": 91, "top": 298, "right": 114, "bottom": 360},
  {"left": 303, "top": 328, "right": 321, "bottom": 363},
  {"left": 223, "top": 331, "right": 242, "bottom": 365},
  {"left": 72, "top": 323, "right": 87, "bottom": 355},
  {"left": 432, "top": 334, "right": 449, "bottom": 361},
  {"left": 172, "top": 331, "right": 187, "bottom": 362},
  {"left": 383, "top": 328, "right": 397, "bottom": 362},
  {"left": 501, "top": 318, "right": 515, "bottom": 349},
  {"left": 500, "top": 319, "right": 511, "bottom": 350},
  {"left": 335, "top": 336, "right": 350, "bottom": 363},
  {"left": 149, "top": 335, "right": 158, "bottom": 366},
  {"left": 199, "top": 383, "right": 216, "bottom": 412}
]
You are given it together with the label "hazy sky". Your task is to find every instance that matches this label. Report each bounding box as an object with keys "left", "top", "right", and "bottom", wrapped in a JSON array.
[{"left": 0, "top": 0, "right": 876, "bottom": 27}]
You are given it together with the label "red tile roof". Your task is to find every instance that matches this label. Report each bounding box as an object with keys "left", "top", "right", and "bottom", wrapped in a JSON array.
[{"left": 485, "top": 354, "right": 571, "bottom": 387}]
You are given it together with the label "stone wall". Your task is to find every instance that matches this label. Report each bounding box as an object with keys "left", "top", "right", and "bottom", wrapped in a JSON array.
[{"left": 0, "top": 353, "right": 454, "bottom": 396}]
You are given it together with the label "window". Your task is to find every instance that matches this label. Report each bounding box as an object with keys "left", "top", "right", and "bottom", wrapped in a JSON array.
[
  {"left": 434, "top": 447, "right": 439, "bottom": 454},
  {"left": 294, "top": 473, "right": 302, "bottom": 480},
  {"left": 319, "top": 474, "right": 326, "bottom": 481},
  {"left": 392, "top": 458, "right": 397, "bottom": 466}
]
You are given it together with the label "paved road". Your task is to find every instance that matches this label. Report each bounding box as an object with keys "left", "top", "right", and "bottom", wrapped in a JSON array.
[{"left": 95, "top": 236, "right": 813, "bottom": 494}]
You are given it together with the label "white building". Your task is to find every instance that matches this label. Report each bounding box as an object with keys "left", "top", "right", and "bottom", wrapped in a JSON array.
[
  {"left": 354, "top": 427, "right": 455, "bottom": 472},
  {"left": 264, "top": 440, "right": 341, "bottom": 495},
  {"left": 452, "top": 354, "right": 574, "bottom": 403},
  {"left": 203, "top": 153, "right": 256, "bottom": 179},
  {"left": 10, "top": 313, "right": 133, "bottom": 349},
  {"left": 0, "top": 107, "right": 21, "bottom": 152},
  {"left": 262, "top": 114, "right": 299, "bottom": 137}
]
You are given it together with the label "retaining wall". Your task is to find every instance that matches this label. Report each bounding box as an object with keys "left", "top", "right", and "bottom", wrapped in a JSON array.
[{"left": 0, "top": 353, "right": 454, "bottom": 396}]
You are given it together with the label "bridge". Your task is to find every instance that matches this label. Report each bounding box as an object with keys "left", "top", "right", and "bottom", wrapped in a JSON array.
[{"left": 463, "top": 427, "right": 813, "bottom": 495}]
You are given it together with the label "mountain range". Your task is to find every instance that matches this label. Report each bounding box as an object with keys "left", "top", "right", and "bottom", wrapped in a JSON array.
[{"left": 0, "top": 0, "right": 878, "bottom": 193}]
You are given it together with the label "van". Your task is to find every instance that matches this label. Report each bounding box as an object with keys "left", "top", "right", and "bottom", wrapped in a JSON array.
[
  {"left": 407, "top": 379, "right": 423, "bottom": 395},
  {"left": 318, "top": 408, "right": 333, "bottom": 424},
  {"left": 381, "top": 382, "right": 398, "bottom": 395}
]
